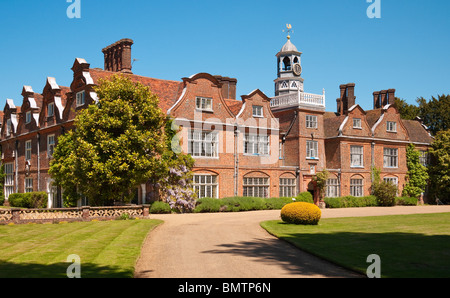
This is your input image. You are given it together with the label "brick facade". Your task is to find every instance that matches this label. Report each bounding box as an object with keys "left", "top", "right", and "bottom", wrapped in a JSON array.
[{"left": 0, "top": 38, "right": 433, "bottom": 207}]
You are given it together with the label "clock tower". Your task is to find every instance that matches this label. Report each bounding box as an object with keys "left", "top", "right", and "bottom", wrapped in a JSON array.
[{"left": 274, "top": 29, "right": 304, "bottom": 96}]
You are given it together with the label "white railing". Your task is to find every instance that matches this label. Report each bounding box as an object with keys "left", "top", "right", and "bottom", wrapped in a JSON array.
[{"left": 270, "top": 91, "right": 325, "bottom": 109}]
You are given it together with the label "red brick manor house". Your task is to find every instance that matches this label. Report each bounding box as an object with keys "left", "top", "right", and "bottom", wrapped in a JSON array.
[{"left": 0, "top": 38, "right": 433, "bottom": 208}]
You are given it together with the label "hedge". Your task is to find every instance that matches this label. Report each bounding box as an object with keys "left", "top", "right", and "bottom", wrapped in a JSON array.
[
  {"left": 8, "top": 192, "right": 48, "bottom": 209},
  {"left": 149, "top": 201, "right": 172, "bottom": 214},
  {"left": 323, "top": 195, "right": 418, "bottom": 208},
  {"left": 194, "top": 192, "right": 314, "bottom": 213}
]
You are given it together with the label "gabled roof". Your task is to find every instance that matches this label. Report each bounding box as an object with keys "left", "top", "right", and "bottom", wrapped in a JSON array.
[
  {"left": 224, "top": 99, "right": 243, "bottom": 116},
  {"left": 402, "top": 119, "right": 433, "bottom": 144},
  {"left": 89, "top": 68, "right": 184, "bottom": 113}
]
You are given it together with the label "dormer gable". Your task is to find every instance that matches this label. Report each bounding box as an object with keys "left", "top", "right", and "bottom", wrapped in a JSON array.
[
  {"left": 2, "top": 99, "right": 19, "bottom": 138},
  {"left": 70, "top": 58, "right": 94, "bottom": 91},
  {"left": 371, "top": 104, "right": 409, "bottom": 140},
  {"left": 339, "top": 104, "right": 371, "bottom": 137},
  {"left": 41, "top": 77, "right": 66, "bottom": 124},
  {"left": 168, "top": 72, "right": 236, "bottom": 121},
  {"left": 20, "top": 85, "right": 41, "bottom": 130}
]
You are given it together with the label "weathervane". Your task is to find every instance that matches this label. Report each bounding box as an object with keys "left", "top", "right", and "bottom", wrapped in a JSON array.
[{"left": 283, "top": 24, "right": 294, "bottom": 40}]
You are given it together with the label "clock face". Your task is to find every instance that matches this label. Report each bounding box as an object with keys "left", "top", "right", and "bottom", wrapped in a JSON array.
[{"left": 293, "top": 63, "right": 302, "bottom": 76}]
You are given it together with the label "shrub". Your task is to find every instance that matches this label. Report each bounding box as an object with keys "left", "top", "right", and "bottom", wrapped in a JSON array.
[
  {"left": 194, "top": 198, "right": 223, "bottom": 213},
  {"left": 149, "top": 201, "right": 172, "bottom": 214},
  {"left": 280, "top": 202, "right": 321, "bottom": 225},
  {"left": 295, "top": 192, "right": 314, "bottom": 203},
  {"left": 265, "top": 197, "right": 295, "bottom": 209},
  {"left": 0, "top": 195, "right": 4, "bottom": 206},
  {"left": 323, "top": 196, "right": 378, "bottom": 208},
  {"left": 9, "top": 192, "right": 47, "bottom": 209},
  {"left": 395, "top": 196, "right": 418, "bottom": 206},
  {"left": 373, "top": 181, "right": 397, "bottom": 206}
]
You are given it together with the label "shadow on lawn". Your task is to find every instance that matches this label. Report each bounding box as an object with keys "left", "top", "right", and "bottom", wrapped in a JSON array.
[
  {"left": 0, "top": 261, "right": 132, "bottom": 278},
  {"left": 276, "top": 231, "right": 450, "bottom": 278},
  {"left": 202, "top": 230, "right": 450, "bottom": 278}
]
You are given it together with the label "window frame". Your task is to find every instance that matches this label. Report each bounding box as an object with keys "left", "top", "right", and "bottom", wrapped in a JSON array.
[
  {"left": 383, "top": 147, "right": 398, "bottom": 168},
  {"left": 193, "top": 174, "right": 218, "bottom": 199},
  {"left": 47, "top": 102, "right": 54, "bottom": 117},
  {"left": 326, "top": 178, "right": 340, "bottom": 198},
  {"left": 25, "top": 140, "right": 32, "bottom": 161},
  {"left": 306, "top": 115, "right": 318, "bottom": 129},
  {"left": 386, "top": 121, "right": 397, "bottom": 132},
  {"left": 195, "top": 96, "right": 213, "bottom": 112},
  {"left": 25, "top": 177, "right": 33, "bottom": 193},
  {"left": 4, "top": 163, "right": 14, "bottom": 199},
  {"left": 306, "top": 140, "right": 318, "bottom": 159},
  {"left": 244, "top": 133, "right": 270, "bottom": 156},
  {"left": 252, "top": 105, "right": 263, "bottom": 118},
  {"left": 353, "top": 118, "right": 362, "bottom": 129},
  {"left": 188, "top": 130, "right": 219, "bottom": 158},
  {"left": 26, "top": 111, "right": 32, "bottom": 124},
  {"left": 243, "top": 177, "right": 270, "bottom": 198},
  {"left": 350, "top": 178, "right": 364, "bottom": 197},
  {"left": 350, "top": 145, "right": 364, "bottom": 168},
  {"left": 76, "top": 91, "right": 86, "bottom": 107},
  {"left": 48, "top": 134, "right": 56, "bottom": 158},
  {"left": 279, "top": 177, "right": 297, "bottom": 198}
]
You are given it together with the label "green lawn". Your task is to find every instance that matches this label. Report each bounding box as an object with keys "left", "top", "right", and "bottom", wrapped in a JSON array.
[
  {"left": 261, "top": 213, "right": 450, "bottom": 278},
  {"left": 0, "top": 219, "right": 163, "bottom": 278}
]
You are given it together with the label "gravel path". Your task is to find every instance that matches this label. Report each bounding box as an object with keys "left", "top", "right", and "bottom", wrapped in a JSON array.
[{"left": 134, "top": 205, "right": 450, "bottom": 278}]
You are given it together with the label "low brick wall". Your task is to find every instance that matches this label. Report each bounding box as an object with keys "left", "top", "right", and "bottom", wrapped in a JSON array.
[{"left": 0, "top": 205, "right": 150, "bottom": 225}]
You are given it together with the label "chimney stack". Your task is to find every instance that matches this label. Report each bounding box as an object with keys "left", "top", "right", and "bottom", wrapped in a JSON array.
[
  {"left": 336, "top": 83, "right": 356, "bottom": 115},
  {"left": 102, "top": 38, "right": 134, "bottom": 74},
  {"left": 387, "top": 89, "right": 396, "bottom": 106},
  {"left": 214, "top": 76, "right": 237, "bottom": 100},
  {"left": 373, "top": 89, "right": 395, "bottom": 109}
]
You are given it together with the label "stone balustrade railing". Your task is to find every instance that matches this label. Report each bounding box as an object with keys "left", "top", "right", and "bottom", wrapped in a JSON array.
[
  {"left": 0, "top": 205, "right": 150, "bottom": 225},
  {"left": 270, "top": 91, "right": 325, "bottom": 109}
]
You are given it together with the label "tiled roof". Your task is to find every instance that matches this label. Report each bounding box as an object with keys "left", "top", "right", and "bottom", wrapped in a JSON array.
[
  {"left": 402, "top": 119, "right": 433, "bottom": 144},
  {"left": 89, "top": 68, "right": 184, "bottom": 113},
  {"left": 224, "top": 99, "right": 243, "bottom": 116},
  {"left": 323, "top": 114, "right": 346, "bottom": 138},
  {"left": 365, "top": 109, "right": 383, "bottom": 128}
]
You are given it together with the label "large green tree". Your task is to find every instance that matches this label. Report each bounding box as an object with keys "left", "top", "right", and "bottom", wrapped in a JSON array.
[
  {"left": 395, "top": 94, "right": 450, "bottom": 135},
  {"left": 49, "top": 75, "right": 190, "bottom": 206},
  {"left": 428, "top": 129, "right": 450, "bottom": 204},
  {"left": 402, "top": 144, "right": 429, "bottom": 198}
]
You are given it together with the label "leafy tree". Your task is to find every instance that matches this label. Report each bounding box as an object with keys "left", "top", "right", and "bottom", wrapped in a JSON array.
[
  {"left": 50, "top": 75, "right": 189, "bottom": 206},
  {"left": 394, "top": 97, "right": 420, "bottom": 120},
  {"left": 428, "top": 129, "right": 450, "bottom": 204},
  {"left": 402, "top": 144, "right": 429, "bottom": 198},
  {"left": 373, "top": 180, "right": 397, "bottom": 206},
  {"left": 371, "top": 166, "right": 397, "bottom": 206},
  {"left": 395, "top": 94, "right": 449, "bottom": 136},
  {"left": 312, "top": 169, "right": 329, "bottom": 200},
  {"left": 416, "top": 95, "right": 449, "bottom": 135}
]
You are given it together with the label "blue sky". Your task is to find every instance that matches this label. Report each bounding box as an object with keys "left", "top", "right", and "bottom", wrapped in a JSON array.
[{"left": 0, "top": 0, "right": 449, "bottom": 112}]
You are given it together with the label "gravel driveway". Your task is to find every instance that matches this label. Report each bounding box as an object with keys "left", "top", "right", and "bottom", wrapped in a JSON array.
[{"left": 134, "top": 205, "right": 450, "bottom": 278}]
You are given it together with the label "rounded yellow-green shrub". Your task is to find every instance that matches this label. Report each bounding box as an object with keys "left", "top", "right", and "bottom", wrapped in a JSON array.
[{"left": 281, "top": 202, "right": 321, "bottom": 225}]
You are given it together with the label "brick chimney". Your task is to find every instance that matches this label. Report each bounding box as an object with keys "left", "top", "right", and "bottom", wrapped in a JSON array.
[
  {"left": 214, "top": 75, "right": 237, "bottom": 100},
  {"left": 387, "top": 89, "right": 396, "bottom": 106},
  {"left": 336, "top": 83, "right": 356, "bottom": 115},
  {"left": 373, "top": 89, "right": 395, "bottom": 109},
  {"left": 102, "top": 38, "right": 134, "bottom": 74}
]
